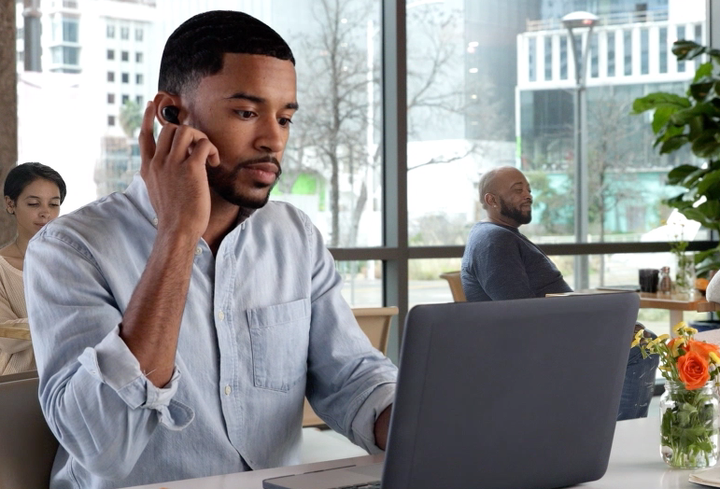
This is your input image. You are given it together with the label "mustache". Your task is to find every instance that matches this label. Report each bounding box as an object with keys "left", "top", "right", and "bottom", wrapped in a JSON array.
[{"left": 238, "top": 156, "right": 282, "bottom": 175}]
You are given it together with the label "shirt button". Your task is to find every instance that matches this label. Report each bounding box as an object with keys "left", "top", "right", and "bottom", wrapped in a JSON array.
[
  {"left": 195, "top": 247, "right": 202, "bottom": 255},
  {"left": 151, "top": 217, "right": 158, "bottom": 226},
  {"left": 218, "top": 311, "right": 225, "bottom": 321},
  {"left": 224, "top": 385, "right": 232, "bottom": 395}
]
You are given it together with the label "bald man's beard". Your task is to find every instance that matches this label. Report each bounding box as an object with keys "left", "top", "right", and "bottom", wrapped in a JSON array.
[{"left": 499, "top": 197, "right": 532, "bottom": 225}]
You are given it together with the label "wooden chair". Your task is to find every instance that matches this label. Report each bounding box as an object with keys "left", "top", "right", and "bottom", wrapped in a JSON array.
[
  {"left": 0, "top": 325, "right": 32, "bottom": 340},
  {"left": 440, "top": 271, "right": 467, "bottom": 302},
  {"left": 0, "top": 370, "right": 58, "bottom": 489},
  {"left": 302, "top": 306, "right": 399, "bottom": 428}
]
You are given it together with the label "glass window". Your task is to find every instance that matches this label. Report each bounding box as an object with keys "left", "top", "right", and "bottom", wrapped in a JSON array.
[
  {"left": 544, "top": 36, "right": 552, "bottom": 81},
  {"left": 607, "top": 32, "right": 616, "bottom": 77},
  {"left": 121, "top": 72, "right": 129, "bottom": 83},
  {"left": 107, "top": 93, "right": 115, "bottom": 104},
  {"left": 677, "top": 26, "right": 686, "bottom": 72},
  {"left": 641, "top": 29, "right": 649, "bottom": 75},
  {"left": 121, "top": 51, "right": 129, "bottom": 62},
  {"left": 108, "top": 115, "right": 115, "bottom": 126},
  {"left": 267, "top": 0, "right": 384, "bottom": 248},
  {"left": 528, "top": 37, "right": 536, "bottom": 82},
  {"left": 136, "top": 95, "right": 143, "bottom": 105},
  {"left": 63, "top": 18, "right": 79, "bottom": 43},
  {"left": 122, "top": 94, "right": 129, "bottom": 104},
  {"left": 624, "top": 29, "right": 632, "bottom": 76},
  {"left": 659, "top": 27, "right": 667, "bottom": 74},
  {"left": 106, "top": 49, "right": 114, "bottom": 60},
  {"left": 107, "top": 71, "right": 114, "bottom": 82},
  {"left": 135, "top": 52, "right": 143, "bottom": 63},
  {"left": 135, "top": 28, "right": 144, "bottom": 42},
  {"left": 120, "top": 26, "right": 129, "bottom": 40},
  {"left": 136, "top": 73, "right": 143, "bottom": 85},
  {"left": 337, "top": 260, "right": 383, "bottom": 307},
  {"left": 106, "top": 24, "right": 115, "bottom": 39}
]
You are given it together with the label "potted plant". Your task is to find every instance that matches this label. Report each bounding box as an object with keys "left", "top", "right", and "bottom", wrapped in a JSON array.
[{"left": 632, "top": 40, "right": 720, "bottom": 278}]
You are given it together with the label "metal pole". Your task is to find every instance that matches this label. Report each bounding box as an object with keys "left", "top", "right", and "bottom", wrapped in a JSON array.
[{"left": 567, "top": 26, "right": 592, "bottom": 290}]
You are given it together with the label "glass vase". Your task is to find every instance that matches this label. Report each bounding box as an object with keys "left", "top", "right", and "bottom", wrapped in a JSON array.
[
  {"left": 660, "top": 380, "right": 720, "bottom": 469},
  {"left": 673, "top": 252, "right": 696, "bottom": 295}
]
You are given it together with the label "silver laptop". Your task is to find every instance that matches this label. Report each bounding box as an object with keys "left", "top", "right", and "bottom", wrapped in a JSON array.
[{"left": 264, "top": 292, "right": 639, "bottom": 489}]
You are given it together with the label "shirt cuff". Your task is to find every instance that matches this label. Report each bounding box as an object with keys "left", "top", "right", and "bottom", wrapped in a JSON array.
[
  {"left": 77, "top": 325, "right": 194, "bottom": 430},
  {"left": 350, "top": 382, "right": 396, "bottom": 454}
]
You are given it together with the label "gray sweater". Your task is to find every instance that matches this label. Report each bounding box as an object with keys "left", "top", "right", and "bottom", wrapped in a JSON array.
[{"left": 461, "top": 222, "right": 572, "bottom": 302}]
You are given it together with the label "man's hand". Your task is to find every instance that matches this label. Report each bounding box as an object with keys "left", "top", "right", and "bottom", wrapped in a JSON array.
[
  {"left": 120, "top": 102, "right": 221, "bottom": 388},
  {"left": 138, "top": 101, "right": 220, "bottom": 240},
  {"left": 374, "top": 404, "right": 392, "bottom": 451}
]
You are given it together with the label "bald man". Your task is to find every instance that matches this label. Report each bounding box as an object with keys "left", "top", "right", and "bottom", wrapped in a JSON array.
[
  {"left": 460, "top": 166, "right": 659, "bottom": 420},
  {"left": 460, "top": 166, "right": 571, "bottom": 301}
]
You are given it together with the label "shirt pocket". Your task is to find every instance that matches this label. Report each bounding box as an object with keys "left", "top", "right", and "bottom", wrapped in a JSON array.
[{"left": 247, "top": 298, "right": 311, "bottom": 392}]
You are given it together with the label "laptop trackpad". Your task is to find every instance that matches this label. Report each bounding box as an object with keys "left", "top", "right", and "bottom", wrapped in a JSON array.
[{"left": 262, "top": 462, "right": 382, "bottom": 489}]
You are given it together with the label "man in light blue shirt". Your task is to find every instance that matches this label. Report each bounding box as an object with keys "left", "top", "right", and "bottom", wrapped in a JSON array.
[{"left": 24, "top": 11, "right": 396, "bottom": 489}]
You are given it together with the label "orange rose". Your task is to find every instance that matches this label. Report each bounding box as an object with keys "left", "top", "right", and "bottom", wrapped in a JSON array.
[
  {"left": 687, "top": 339, "right": 720, "bottom": 357},
  {"left": 678, "top": 350, "right": 711, "bottom": 390}
]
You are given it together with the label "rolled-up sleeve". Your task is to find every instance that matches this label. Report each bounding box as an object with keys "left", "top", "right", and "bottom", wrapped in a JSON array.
[{"left": 25, "top": 228, "right": 192, "bottom": 480}]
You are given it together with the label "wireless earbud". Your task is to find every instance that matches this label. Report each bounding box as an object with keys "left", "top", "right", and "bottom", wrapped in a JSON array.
[{"left": 162, "top": 105, "right": 180, "bottom": 124}]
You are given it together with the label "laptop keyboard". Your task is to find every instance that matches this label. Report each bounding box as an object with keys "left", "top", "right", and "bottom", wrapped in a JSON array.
[{"left": 334, "top": 483, "right": 380, "bottom": 489}]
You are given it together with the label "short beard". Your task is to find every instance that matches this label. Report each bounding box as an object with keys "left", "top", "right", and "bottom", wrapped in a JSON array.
[
  {"left": 206, "top": 159, "right": 282, "bottom": 209},
  {"left": 499, "top": 197, "right": 532, "bottom": 225}
]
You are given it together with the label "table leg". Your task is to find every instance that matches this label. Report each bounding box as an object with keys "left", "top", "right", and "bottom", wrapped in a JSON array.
[{"left": 669, "top": 310, "right": 684, "bottom": 334}]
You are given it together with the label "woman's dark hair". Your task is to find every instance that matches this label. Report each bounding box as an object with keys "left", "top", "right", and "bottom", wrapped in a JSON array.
[
  {"left": 4, "top": 162, "right": 67, "bottom": 204},
  {"left": 159, "top": 10, "right": 295, "bottom": 96}
]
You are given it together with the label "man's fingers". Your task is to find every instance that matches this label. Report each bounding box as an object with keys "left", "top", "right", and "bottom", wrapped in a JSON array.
[{"left": 168, "top": 127, "right": 220, "bottom": 168}]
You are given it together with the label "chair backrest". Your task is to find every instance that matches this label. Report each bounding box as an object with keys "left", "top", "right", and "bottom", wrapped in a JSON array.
[
  {"left": 0, "top": 371, "right": 58, "bottom": 489},
  {"left": 302, "top": 306, "right": 399, "bottom": 427},
  {"left": 440, "top": 271, "right": 467, "bottom": 302},
  {"left": 351, "top": 306, "right": 398, "bottom": 355}
]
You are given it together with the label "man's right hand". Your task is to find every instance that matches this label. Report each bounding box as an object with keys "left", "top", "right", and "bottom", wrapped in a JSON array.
[{"left": 138, "top": 101, "right": 220, "bottom": 241}]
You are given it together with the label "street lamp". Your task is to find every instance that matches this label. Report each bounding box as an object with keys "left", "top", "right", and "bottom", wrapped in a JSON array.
[{"left": 562, "top": 11, "right": 598, "bottom": 290}]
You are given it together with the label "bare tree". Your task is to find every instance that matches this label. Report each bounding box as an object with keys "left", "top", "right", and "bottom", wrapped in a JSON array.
[{"left": 283, "top": 0, "right": 506, "bottom": 247}]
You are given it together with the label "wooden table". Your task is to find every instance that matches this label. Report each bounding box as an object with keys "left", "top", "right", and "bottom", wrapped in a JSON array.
[
  {"left": 0, "top": 325, "right": 31, "bottom": 341},
  {"left": 639, "top": 290, "right": 719, "bottom": 327},
  {"left": 549, "top": 290, "right": 720, "bottom": 330}
]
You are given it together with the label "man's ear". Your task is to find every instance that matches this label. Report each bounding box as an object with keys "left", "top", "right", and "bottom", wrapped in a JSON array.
[
  {"left": 483, "top": 193, "right": 496, "bottom": 209},
  {"left": 154, "top": 92, "right": 184, "bottom": 126}
]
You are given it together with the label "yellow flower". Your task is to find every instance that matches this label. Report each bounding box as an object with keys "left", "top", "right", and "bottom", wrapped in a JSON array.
[
  {"left": 647, "top": 334, "right": 670, "bottom": 350},
  {"left": 710, "top": 352, "right": 720, "bottom": 365},
  {"left": 670, "top": 337, "right": 686, "bottom": 357},
  {"left": 673, "top": 321, "right": 689, "bottom": 336},
  {"left": 631, "top": 329, "right": 644, "bottom": 348}
]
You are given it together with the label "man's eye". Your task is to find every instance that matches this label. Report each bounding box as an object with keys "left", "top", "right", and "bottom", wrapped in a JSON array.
[
  {"left": 236, "top": 110, "right": 256, "bottom": 119},
  {"left": 279, "top": 117, "right": 293, "bottom": 127}
]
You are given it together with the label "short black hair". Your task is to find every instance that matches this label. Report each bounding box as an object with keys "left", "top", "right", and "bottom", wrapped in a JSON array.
[
  {"left": 4, "top": 162, "right": 67, "bottom": 204},
  {"left": 159, "top": 10, "right": 295, "bottom": 95}
]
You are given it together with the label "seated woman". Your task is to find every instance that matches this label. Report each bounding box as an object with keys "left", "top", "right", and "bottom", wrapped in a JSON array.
[{"left": 0, "top": 163, "right": 66, "bottom": 375}]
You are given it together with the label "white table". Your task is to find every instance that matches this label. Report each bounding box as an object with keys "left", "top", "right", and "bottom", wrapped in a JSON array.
[{"left": 124, "top": 418, "right": 711, "bottom": 489}]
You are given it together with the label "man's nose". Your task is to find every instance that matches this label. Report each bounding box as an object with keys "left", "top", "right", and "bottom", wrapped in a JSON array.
[{"left": 255, "top": 118, "right": 285, "bottom": 154}]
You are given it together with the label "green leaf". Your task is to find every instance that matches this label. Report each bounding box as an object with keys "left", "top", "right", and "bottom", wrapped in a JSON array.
[
  {"left": 673, "top": 40, "right": 706, "bottom": 60},
  {"left": 653, "top": 105, "right": 680, "bottom": 133},
  {"left": 691, "top": 131, "right": 720, "bottom": 158},
  {"left": 667, "top": 165, "right": 701, "bottom": 184},
  {"left": 697, "top": 169, "right": 720, "bottom": 196},
  {"left": 693, "top": 62, "right": 714, "bottom": 83},
  {"left": 632, "top": 93, "right": 691, "bottom": 114},
  {"left": 660, "top": 136, "right": 690, "bottom": 154}
]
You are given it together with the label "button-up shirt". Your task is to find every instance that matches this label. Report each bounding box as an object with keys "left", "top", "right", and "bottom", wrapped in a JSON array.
[{"left": 25, "top": 176, "right": 397, "bottom": 489}]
